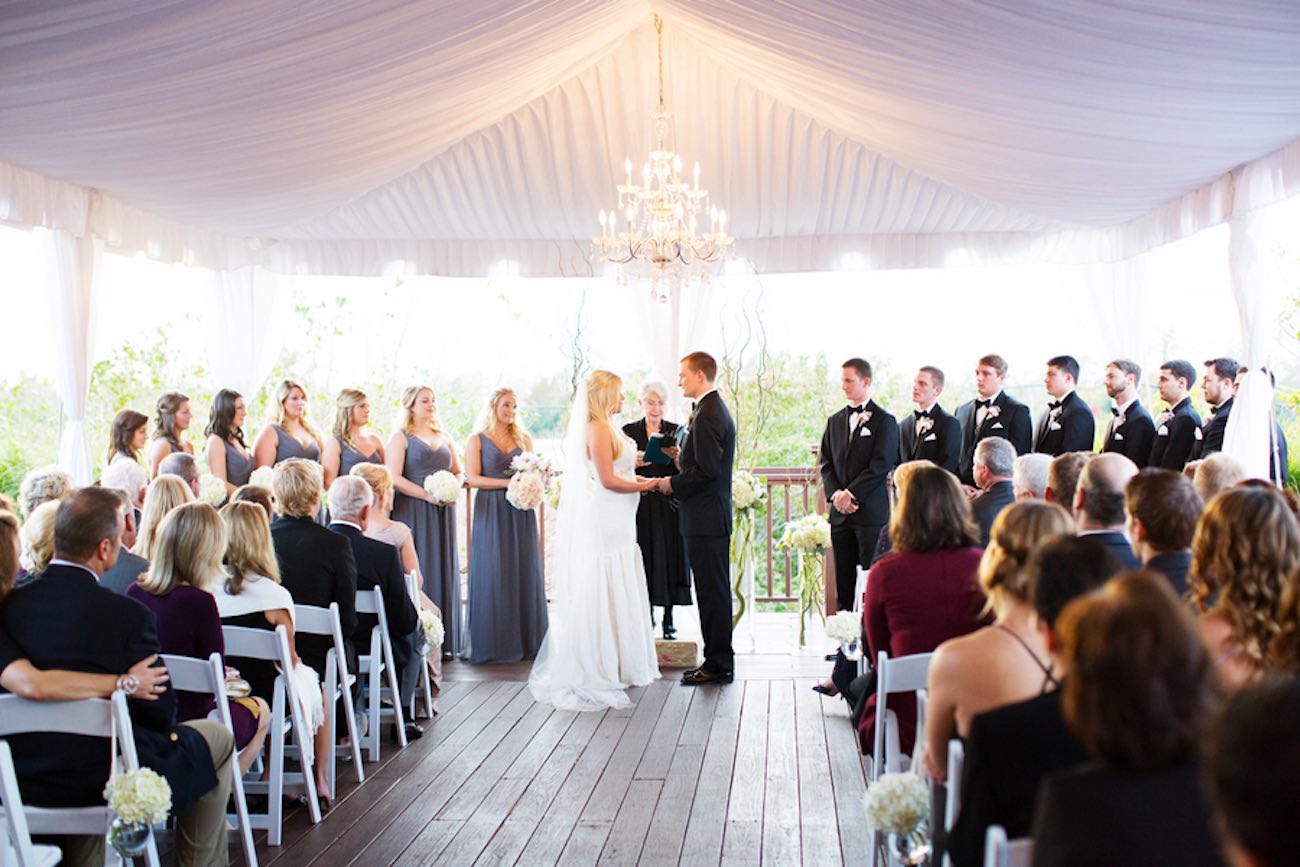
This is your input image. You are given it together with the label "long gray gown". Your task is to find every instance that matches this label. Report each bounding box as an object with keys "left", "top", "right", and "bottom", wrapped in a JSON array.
[
  {"left": 465, "top": 433, "right": 547, "bottom": 664},
  {"left": 336, "top": 434, "right": 382, "bottom": 478},
  {"left": 390, "top": 431, "right": 461, "bottom": 656},
  {"left": 223, "top": 439, "right": 254, "bottom": 487},
  {"left": 272, "top": 425, "right": 324, "bottom": 522}
]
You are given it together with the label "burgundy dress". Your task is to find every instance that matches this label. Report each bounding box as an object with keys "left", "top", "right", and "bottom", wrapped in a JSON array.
[{"left": 858, "top": 547, "right": 986, "bottom": 755}]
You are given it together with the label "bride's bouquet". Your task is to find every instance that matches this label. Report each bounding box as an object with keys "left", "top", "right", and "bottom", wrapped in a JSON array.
[
  {"left": 423, "top": 470, "right": 462, "bottom": 505},
  {"left": 506, "top": 452, "right": 554, "bottom": 511}
]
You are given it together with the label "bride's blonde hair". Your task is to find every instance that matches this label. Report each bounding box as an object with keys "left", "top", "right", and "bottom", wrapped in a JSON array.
[{"left": 586, "top": 370, "right": 625, "bottom": 460}]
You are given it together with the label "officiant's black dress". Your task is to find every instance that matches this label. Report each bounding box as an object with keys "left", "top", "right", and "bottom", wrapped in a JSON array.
[{"left": 623, "top": 419, "right": 693, "bottom": 631}]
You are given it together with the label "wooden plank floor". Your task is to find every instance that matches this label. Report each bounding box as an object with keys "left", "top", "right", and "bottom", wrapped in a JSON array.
[{"left": 218, "top": 613, "right": 865, "bottom": 867}]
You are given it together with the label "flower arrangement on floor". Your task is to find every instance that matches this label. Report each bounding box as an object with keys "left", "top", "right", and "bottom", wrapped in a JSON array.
[
  {"left": 863, "top": 771, "right": 931, "bottom": 865},
  {"left": 423, "top": 470, "right": 462, "bottom": 505},
  {"left": 105, "top": 767, "right": 171, "bottom": 857},
  {"left": 249, "top": 465, "right": 276, "bottom": 490},
  {"left": 198, "top": 473, "right": 227, "bottom": 507},
  {"left": 824, "top": 609, "right": 864, "bottom": 659},
  {"left": 779, "top": 512, "right": 831, "bottom": 646},
  {"left": 729, "top": 470, "right": 766, "bottom": 627},
  {"left": 506, "top": 452, "right": 554, "bottom": 511}
]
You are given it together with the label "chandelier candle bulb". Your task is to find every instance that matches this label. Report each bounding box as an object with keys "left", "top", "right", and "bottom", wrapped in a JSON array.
[{"left": 624, "top": 157, "right": 633, "bottom": 186}]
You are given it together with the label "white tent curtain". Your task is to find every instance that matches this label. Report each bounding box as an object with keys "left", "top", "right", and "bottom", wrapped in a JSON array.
[
  {"left": 1083, "top": 255, "right": 1149, "bottom": 366},
  {"left": 205, "top": 266, "right": 289, "bottom": 400},
  {"left": 45, "top": 226, "right": 101, "bottom": 485}
]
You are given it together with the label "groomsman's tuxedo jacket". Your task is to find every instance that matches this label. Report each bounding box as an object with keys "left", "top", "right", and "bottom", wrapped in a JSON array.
[
  {"left": 898, "top": 404, "right": 961, "bottom": 475},
  {"left": 819, "top": 400, "right": 900, "bottom": 528},
  {"left": 1032, "top": 390, "right": 1095, "bottom": 456},
  {"left": 1191, "top": 396, "right": 1233, "bottom": 460},
  {"left": 1148, "top": 397, "right": 1203, "bottom": 471},
  {"left": 1101, "top": 400, "right": 1156, "bottom": 469},
  {"left": 956, "top": 392, "right": 1033, "bottom": 486}
]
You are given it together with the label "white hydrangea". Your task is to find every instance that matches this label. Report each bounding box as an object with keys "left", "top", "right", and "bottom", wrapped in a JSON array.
[
  {"left": 779, "top": 513, "right": 832, "bottom": 553},
  {"left": 824, "top": 610, "right": 862, "bottom": 644},
  {"left": 198, "top": 473, "right": 227, "bottom": 506},
  {"left": 104, "top": 767, "right": 172, "bottom": 826},
  {"left": 423, "top": 470, "right": 462, "bottom": 505},
  {"left": 249, "top": 466, "right": 276, "bottom": 490},
  {"left": 731, "top": 470, "right": 765, "bottom": 511},
  {"left": 419, "top": 608, "right": 444, "bottom": 649},
  {"left": 862, "top": 771, "right": 929, "bottom": 835}
]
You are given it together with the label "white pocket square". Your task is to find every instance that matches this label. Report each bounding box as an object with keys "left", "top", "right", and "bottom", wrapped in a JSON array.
[
  {"left": 924, "top": 433, "right": 937, "bottom": 442},
  {"left": 1158, "top": 425, "right": 1169, "bottom": 436},
  {"left": 1114, "top": 432, "right": 1125, "bottom": 441},
  {"left": 1194, "top": 428, "right": 1203, "bottom": 441},
  {"left": 1049, "top": 421, "right": 1062, "bottom": 431},
  {"left": 860, "top": 427, "right": 872, "bottom": 437},
  {"left": 991, "top": 422, "right": 1004, "bottom": 430}
]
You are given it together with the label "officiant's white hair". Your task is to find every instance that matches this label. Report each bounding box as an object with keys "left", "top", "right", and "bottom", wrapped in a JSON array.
[{"left": 639, "top": 381, "right": 667, "bottom": 401}]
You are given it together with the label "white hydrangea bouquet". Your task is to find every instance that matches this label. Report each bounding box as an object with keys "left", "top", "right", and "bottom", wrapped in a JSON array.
[
  {"left": 729, "top": 471, "right": 767, "bottom": 627},
  {"left": 105, "top": 767, "right": 171, "bottom": 856},
  {"left": 423, "top": 469, "right": 462, "bottom": 505},
  {"left": 779, "top": 512, "right": 832, "bottom": 646},
  {"left": 824, "top": 609, "right": 864, "bottom": 659},
  {"left": 863, "top": 771, "right": 931, "bottom": 864},
  {"left": 418, "top": 608, "right": 444, "bottom": 650},
  {"left": 249, "top": 465, "right": 276, "bottom": 490},
  {"left": 198, "top": 473, "right": 227, "bottom": 507},
  {"left": 506, "top": 452, "right": 554, "bottom": 511}
]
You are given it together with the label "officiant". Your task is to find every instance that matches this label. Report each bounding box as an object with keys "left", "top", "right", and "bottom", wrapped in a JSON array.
[{"left": 624, "top": 381, "right": 693, "bottom": 640}]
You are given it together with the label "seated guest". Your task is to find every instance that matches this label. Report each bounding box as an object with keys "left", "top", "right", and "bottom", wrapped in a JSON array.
[
  {"left": 102, "top": 409, "right": 151, "bottom": 509},
  {"left": 1031, "top": 572, "right": 1224, "bottom": 867},
  {"left": 126, "top": 502, "right": 271, "bottom": 773},
  {"left": 158, "top": 451, "right": 201, "bottom": 499},
  {"left": 1012, "top": 453, "right": 1051, "bottom": 500},
  {"left": 327, "top": 476, "right": 421, "bottom": 741},
  {"left": 1194, "top": 452, "right": 1245, "bottom": 503},
  {"left": 131, "top": 474, "right": 193, "bottom": 559},
  {"left": 1204, "top": 677, "right": 1300, "bottom": 867},
  {"left": 1044, "top": 451, "right": 1090, "bottom": 508},
  {"left": 98, "top": 488, "right": 150, "bottom": 595},
  {"left": 859, "top": 464, "right": 985, "bottom": 755},
  {"left": 947, "top": 537, "right": 1117, "bottom": 867},
  {"left": 1149, "top": 359, "right": 1203, "bottom": 471},
  {"left": 924, "top": 500, "right": 1074, "bottom": 778},
  {"left": 1072, "top": 452, "right": 1141, "bottom": 569},
  {"left": 1033, "top": 355, "right": 1095, "bottom": 457},
  {"left": 0, "top": 493, "right": 15, "bottom": 514},
  {"left": 19, "top": 500, "right": 58, "bottom": 578},
  {"left": 1124, "top": 468, "right": 1202, "bottom": 598},
  {"left": 0, "top": 487, "right": 231, "bottom": 867},
  {"left": 1190, "top": 487, "right": 1300, "bottom": 691},
  {"left": 17, "top": 465, "right": 71, "bottom": 519},
  {"left": 230, "top": 483, "right": 273, "bottom": 520},
  {"left": 971, "top": 437, "right": 1016, "bottom": 545}
]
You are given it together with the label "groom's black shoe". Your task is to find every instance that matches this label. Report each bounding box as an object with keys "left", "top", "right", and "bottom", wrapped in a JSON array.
[{"left": 681, "top": 667, "right": 733, "bottom": 686}]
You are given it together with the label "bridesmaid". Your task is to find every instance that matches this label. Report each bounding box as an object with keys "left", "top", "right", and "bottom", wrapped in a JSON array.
[
  {"left": 623, "top": 381, "right": 692, "bottom": 639},
  {"left": 253, "top": 379, "right": 324, "bottom": 469},
  {"left": 102, "top": 409, "right": 150, "bottom": 508},
  {"left": 386, "top": 386, "right": 462, "bottom": 658},
  {"left": 205, "top": 389, "right": 254, "bottom": 496},
  {"left": 464, "top": 387, "right": 548, "bottom": 664},
  {"left": 322, "top": 388, "right": 384, "bottom": 487},
  {"left": 147, "top": 392, "right": 193, "bottom": 477}
]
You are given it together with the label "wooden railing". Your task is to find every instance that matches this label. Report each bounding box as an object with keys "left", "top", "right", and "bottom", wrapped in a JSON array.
[{"left": 747, "top": 466, "right": 828, "bottom": 604}]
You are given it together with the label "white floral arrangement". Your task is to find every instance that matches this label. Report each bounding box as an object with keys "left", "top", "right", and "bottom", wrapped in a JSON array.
[
  {"left": 249, "top": 466, "right": 276, "bottom": 490},
  {"left": 779, "top": 512, "right": 832, "bottom": 553},
  {"left": 824, "top": 610, "right": 862, "bottom": 645},
  {"left": 506, "top": 451, "right": 554, "bottom": 511},
  {"left": 423, "top": 470, "right": 461, "bottom": 505},
  {"left": 418, "top": 609, "right": 444, "bottom": 649},
  {"left": 863, "top": 771, "right": 929, "bottom": 835},
  {"left": 198, "top": 473, "right": 227, "bottom": 506},
  {"left": 544, "top": 475, "right": 563, "bottom": 510},
  {"left": 509, "top": 452, "right": 554, "bottom": 477},
  {"left": 104, "top": 767, "right": 172, "bottom": 826},
  {"left": 731, "top": 470, "right": 766, "bottom": 511}
]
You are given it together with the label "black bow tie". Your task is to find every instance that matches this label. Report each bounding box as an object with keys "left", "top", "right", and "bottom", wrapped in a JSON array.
[
  {"left": 914, "top": 409, "right": 931, "bottom": 419},
  {"left": 1111, "top": 407, "right": 1121, "bottom": 417},
  {"left": 976, "top": 399, "right": 991, "bottom": 409},
  {"left": 848, "top": 405, "right": 866, "bottom": 414},
  {"left": 1048, "top": 400, "right": 1062, "bottom": 410}
]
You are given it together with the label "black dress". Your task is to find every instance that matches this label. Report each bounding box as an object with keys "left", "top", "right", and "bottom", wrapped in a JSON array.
[{"left": 622, "top": 419, "right": 693, "bottom": 608}]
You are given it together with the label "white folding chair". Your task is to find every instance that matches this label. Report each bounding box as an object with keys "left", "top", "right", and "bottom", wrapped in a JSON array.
[
  {"left": 853, "top": 568, "right": 870, "bottom": 677},
  {"left": 405, "top": 572, "right": 435, "bottom": 721},
  {"left": 945, "top": 739, "right": 964, "bottom": 832},
  {"left": 160, "top": 651, "right": 257, "bottom": 867},
  {"left": 0, "top": 741, "right": 62, "bottom": 867},
  {"left": 0, "top": 691, "right": 159, "bottom": 867},
  {"left": 221, "top": 625, "right": 321, "bottom": 845},
  {"left": 355, "top": 586, "right": 408, "bottom": 760},
  {"left": 983, "top": 825, "right": 1033, "bottom": 867},
  {"left": 293, "top": 602, "right": 365, "bottom": 794},
  {"left": 870, "top": 650, "right": 934, "bottom": 781}
]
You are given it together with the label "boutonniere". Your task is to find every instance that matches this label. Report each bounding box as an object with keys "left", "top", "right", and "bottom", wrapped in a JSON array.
[
  {"left": 1113, "top": 415, "right": 1126, "bottom": 429},
  {"left": 1157, "top": 411, "right": 1173, "bottom": 426},
  {"left": 1049, "top": 406, "right": 1063, "bottom": 421},
  {"left": 916, "top": 416, "right": 934, "bottom": 436},
  {"left": 986, "top": 406, "right": 1001, "bottom": 419},
  {"left": 862, "top": 410, "right": 872, "bottom": 423}
]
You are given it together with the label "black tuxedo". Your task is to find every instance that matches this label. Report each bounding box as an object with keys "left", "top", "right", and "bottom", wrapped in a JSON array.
[
  {"left": 1081, "top": 530, "right": 1141, "bottom": 571},
  {"left": 1101, "top": 400, "right": 1156, "bottom": 468},
  {"left": 1033, "top": 390, "right": 1095, "bottom": 456},
  {"left": 0, "top": 564, "right": 217, "bottom": 812},
  {"left": 330, "top": 522, "right": 415, "bottom": 669},
  {"left": 1147, "top": 549, "right": 1192, "bottom": 598},
  {"left": 270, "top": 515, "right": 358, "bottom": 677},
  {"left": 898, "top": 404, "right": 961, "bottom": 475},
  {"left": 1192, "top": 396, "right": 1232, "bottom": 460},
  {"left": 673, "top": 390, "right": 736, "bottom": 675},
  {"left": 1148, "top": 397, "right": 1202, "bottom": 471},
  {"left": 1271, "top": 419, "right": 1289, "bottom": 484},
  {"left": 98, "top": 546, "right": 148, "bottom": 595},
  {"left": 971, "top": 479, "right": 1015, "bottom": 547},
  {"left": 956, "top": 392, "right": 1032, "bottom": 486}
]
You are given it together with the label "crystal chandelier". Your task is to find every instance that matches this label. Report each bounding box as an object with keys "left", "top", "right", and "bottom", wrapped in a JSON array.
[{"left": 592, "top": 14, "right": 733, "bottom": 302}]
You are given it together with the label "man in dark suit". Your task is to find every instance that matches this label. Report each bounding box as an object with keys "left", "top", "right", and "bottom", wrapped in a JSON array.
[
  {"left": 1148, "top": 359, "right": 1203, "bottom": 471},
  {"left": 656, "top": 352, "right": 736, "bottom": 686},
  {"left": 956, "top": 354, "right": 1033, "bottom": 487},
  {"left": 1073, "top": 453, "right": 1141, "bottom": 569},
  {"left": 970, "top": 438, "right": 1016, "bottom": 546},
  {"left": 947, "top": 536, "right": 1119, "bottom": 867},
  {"left": 1124, "top": 468, "right": 1201, "bottom": 597},
  {"left": 898, "top": 365, "right": 961, "bottom": 475},
  {"left": 1100, "top": 359, "right": 1156, "bottom": 468},
  {"left": 819, "top": 357, "right": 900, "bottom": 612},
  {"left": 98, "top": 488, "right": 148, "bottom": 595},
  {"left": 327, "top": 475, "right": 421, "bottom": 741},
  {"left": 1033, "top": 355, "right": 1095, "bottom": 457},
  {"left": 1192, "top": 356, "right": 1239, "bottom": 460},
  {"left": 0, "top": 487, "right": 232, "bottom": 867}
]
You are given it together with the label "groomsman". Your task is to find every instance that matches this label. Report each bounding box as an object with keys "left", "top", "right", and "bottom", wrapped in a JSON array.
[
  {"left": 819, "top": 358, "right": 899, "bottom": 611},
  {"left": 1148, "top": 359, "right": 1203, "bottom": 471},
  {"left": 1192, "top": 357, "right": 1239, "bottom": 459},
  {"left": 898, "top": 366, "right": 961, "bottom": 475},
  {"left": 956, "top": 354, "right": 1033, "bottom": 487},
  {"left": 1033, "top": 355, "right": 1095, "bottom": 456},
  {"left": 1101, "top": 359, "right": 1156, "bottom": 468}
]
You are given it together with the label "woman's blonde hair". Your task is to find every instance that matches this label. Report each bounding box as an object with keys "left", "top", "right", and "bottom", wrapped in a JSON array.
[
  {"left": 137, "top": 502, "right": 226, "bottom": 595},
  {"left": 477, "top": 387, "right": 527, "bottom": 448},
  {"left": 400, "top": 385, "right": 443, "bottom": 437},
  {"left": 272, "top": 458, "right": 323, "bottom": 519},
  {"left": 269, "top": 379, "right": 321, "bottom": 446},
  {"left": 221, "top": 500, "right": 281, "bottom": 595},
  {"left": 333, "top": 388, "right": 368, "bottom": 449},
  {"left": 351, "top": 462, "right": 394, "bottom": 510},
  {"left": 586, "top": 371, "right": 625, "bottom": 459},
  {"left": 132, "top": 475, "right": 194, "bottom": 558},
  {"left": 978, "top": 500, "right": 1075, "bottom": 614},
  {"left": 20, "top": 500, "right": 59, "bottom": 574}
]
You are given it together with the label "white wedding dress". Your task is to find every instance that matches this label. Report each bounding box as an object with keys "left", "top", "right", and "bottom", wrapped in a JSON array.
[{"left": 528, "top": 424, "right": 661, "bottom": 711}]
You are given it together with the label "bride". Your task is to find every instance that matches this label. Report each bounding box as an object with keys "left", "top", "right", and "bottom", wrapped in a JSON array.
[{"left": 528, "top": 370, "right": 662, "bottom": 710}]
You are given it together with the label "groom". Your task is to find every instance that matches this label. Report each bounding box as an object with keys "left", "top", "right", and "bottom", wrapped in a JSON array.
[{"left": 651, "top": 351, "right": 737, "bottom": 685}]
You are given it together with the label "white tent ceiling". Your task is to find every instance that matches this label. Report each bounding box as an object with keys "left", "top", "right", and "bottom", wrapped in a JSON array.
[{"left": 3, "top": 0, "right": 1300, "bottom": 275}]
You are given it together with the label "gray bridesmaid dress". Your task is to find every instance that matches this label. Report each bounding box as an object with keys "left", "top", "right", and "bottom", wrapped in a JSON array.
[
  {"left": 273, "top": 425, "right": 324, "bottom": 521},
  {"left": 465, "top": 433, "right": 547, "bottom": 664},
  {"left": 390, "top": 432, "right": 461, "bottom": 656},
  {"left": 336, "top": 434, "right": 382, "bottom": 478},
  {"left": 223, "top": 439, "right": 254, "bottom": 487}
]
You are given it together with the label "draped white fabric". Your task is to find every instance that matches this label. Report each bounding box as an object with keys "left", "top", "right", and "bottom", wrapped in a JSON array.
[
  {"left": 205, "top": 267, "right": 290, "bottom": 400},
  {"left": 45, "top": 227, "right": 100, "bottom": 485}
]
